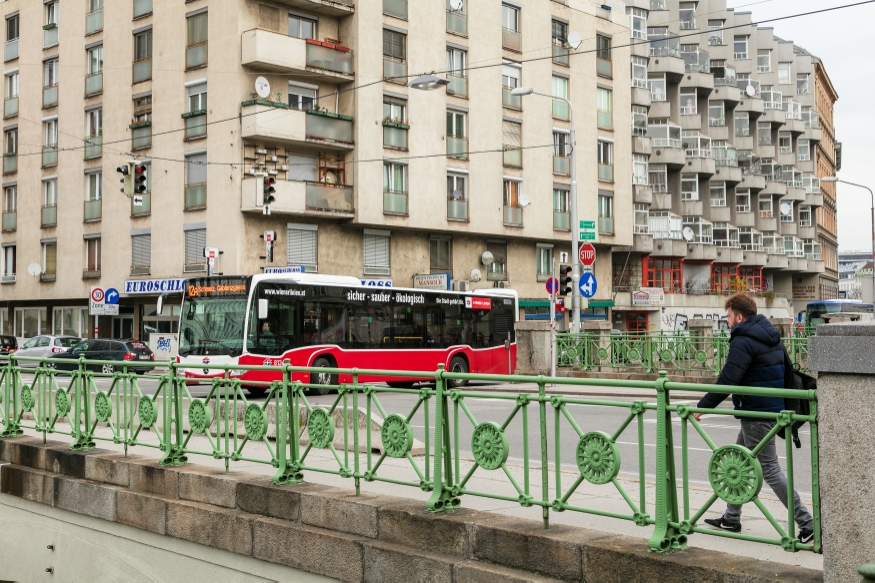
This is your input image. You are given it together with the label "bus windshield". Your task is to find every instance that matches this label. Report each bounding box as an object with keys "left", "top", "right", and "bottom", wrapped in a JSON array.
[{"left": 179, "top": 297, "right": 248, "bottom": 357}]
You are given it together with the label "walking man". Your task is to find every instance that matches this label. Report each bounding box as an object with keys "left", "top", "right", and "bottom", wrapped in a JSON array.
[{"left": 693, "top": 293, "right": 814, "bottom": 543}]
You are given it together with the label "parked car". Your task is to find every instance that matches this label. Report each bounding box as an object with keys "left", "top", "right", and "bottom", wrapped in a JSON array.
[
  {"left": 14, "top": 335, "right": 81, "bottom": 367},
  {"left": 0, "top": 335, "right": 17, "bottom": 356},
  {"left": 53, "top": 339, "right": 155, "bottom": 374}
]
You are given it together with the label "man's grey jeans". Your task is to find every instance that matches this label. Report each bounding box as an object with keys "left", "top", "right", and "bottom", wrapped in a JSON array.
[{"left": 722, "top": 419, "right": 814, "bottom": 531}]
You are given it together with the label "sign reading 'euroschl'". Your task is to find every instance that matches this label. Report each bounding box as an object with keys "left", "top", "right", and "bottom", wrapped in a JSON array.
[{"left": 124, "top": 278, "right": 187, "bottom": 295}]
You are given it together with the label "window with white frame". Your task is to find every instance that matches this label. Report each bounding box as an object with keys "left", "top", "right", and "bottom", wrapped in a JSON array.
[
  {"left": 502, "top": 4, "right": 519, "bottom": 32},
  {"left": 4, "top": 127, "right": 16, "bottom": 156},
  {"left": 628, "top": 8, "right": 646, "bottom": 40},
  {"left": 447, "top": 172, "right": 466, "bottom": 201},
  {"left": 799, "top": 206, "right": 812, "bottom": 227},
  {"left": 680, "top": 89, "right": 696, "bottom": 115},
  {"left": 632, "top": 154, "right": 648, "bottom": 185},
  {"left": 553, "top": 188, "right": 569, "bottom": 213},
  {"left": 383, "top": 98, "right": 405, "bottom": 124},
  {"left": 756, "top": 49, "right": 771, "bottom": 72},
  {"left": 446, "top": 47, "right": 466, "bottom": 79},
  {"left": 87, "top": 172, "right": 102, "bottom": 201},
  {"left": 797, "top": 139, "right": 810, "bottom": 161},
  {"left": 44, "top": 119, "right": 57, "bottom": 148},
  {"left": 597, "top": 140, "right": 613, "bottom": 182},
  {"left": 739, "top": 227, "right": 762, "bottom": 250},
  {"left": 797, "top": 73, "right": 810, "bottom": 95},
  {"left": 288, "top": 224, "right": 317, "bottom": 271},
  {"left": 736, "top": 189, "right": 751, "bottom": 213},
  {"left": 631, "top": 56, "right": 647, "bottom": 88},
  {"left": 86, "top": 108, "right": 102, "bottom": 139},
  {"left": 710, "top": 182, "right": 726, "bottom": 207},
  {"left": 5, "top": 71, "right": 17, "bottom": 101},
  {"left": 598, "top": 193, "right": 613, "bottom": 220},
  {"left": 552, "top": 75, "right": 569, "bottom": 119},
  {"left": 758, "top": 194, "right": 773, "bottom": 218},
  {"left": 188, "top": 82, "right": 207, "bottom": 113},
  {"left": 648, "top": 74, "right": 666, "bottom": 101},
  {"left": 88, "top": 46, "right": 103, "bottom": 75},
  {"left": 758, "top": 122, "right": 771, "bottom": 146},
  {"left": 709, "top": 101, "right": 725, "bottom": 126},
  {"left": 363, "top": 230, "right": 391, "bottom": 276},
  {"left": 536, "top": 245, "right": 553, "bottom": 281},
  {"left": 634, "top": 203, "right": 649, "bottom": 234},
  {"left": 733, "top": 36, "right": 748, "bottom": 59},
  {"left": 503, "top": 178, "right": 521, "bottom": 208},
  {"left": 708, "top": 20, "right": 723, "bottom": 45},
  {"left": 186, "top": 11, "right": 208, "bottom": 69},
  {"left": 780, "top": 201, "right": 794, "bottom": 222},
  {"left": 778, "top": 132, "right": 792, "bottom": 154},
  {"left": 3, "top": 184, "right": 14, "bottom": 213},
  {"left": 43, "top": 178, "right": 56, "bottom": 207},
  {"left": 553, "top": 131, "right": 569, "bottom": 157},
  {"left": 735, "top": 111, "right": 749, "bottom": 137},
  {"left": 486, "top": 241, "right": 507, "bottom": 280},
  {"left": 382, "top": 162, "right": 406, "bottom": 194},
  {"left": 632, "top": 105, "right": 647, "bottom": 137},
  {"left": 596, "top": 87, "right": 612, "bottom": 129},
  {"left": 678, "top": 2, "right": 696, "bottom": 28},
  {"left": 649, "top": 164, "right": 667, "bottom": 193},
  {"left": 288, "top": 13, "right": 316, "bottom": 40},
  {"left": 1, "top": 244, "right": 14, "bottom": 280},
  {"left": 681, "top": 173, "right": 698, "bottom": 200},
  {"left": 778, "top": 62, "right": 791, "bottom": 84},
  {"left": 501, "top": 62, "right": 520, "bottom": 91}
]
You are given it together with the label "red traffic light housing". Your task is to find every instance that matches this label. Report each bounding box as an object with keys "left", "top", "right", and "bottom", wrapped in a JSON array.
[
  {"left": 133, "top": 164, "right": 148, "bottom": 194},
  {"left": 263, "top": 176, "right": 277, "bottom": 205},
  {"left": 559, "top": 264, "right": 573, "bottom": 295}
]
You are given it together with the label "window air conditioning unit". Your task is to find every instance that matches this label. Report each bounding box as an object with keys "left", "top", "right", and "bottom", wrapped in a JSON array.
[
  {"left": 496, "top": 281, "right": 511, "bottom": 289},
  {"left": 452, "top": 280, "right": 470, "bottom": 292}
]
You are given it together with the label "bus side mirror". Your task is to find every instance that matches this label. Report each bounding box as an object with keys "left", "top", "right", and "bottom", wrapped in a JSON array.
[
  {"left": 258, "top": 299, "right": 269, "bottom": 320},
  {"left": 156, "top": 294, "right": 165, "bottom": 316}
]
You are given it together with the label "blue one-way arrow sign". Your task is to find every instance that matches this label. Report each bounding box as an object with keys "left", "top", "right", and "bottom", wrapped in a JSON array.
[
  {"left": 105, "top": 288, "right": 120, "bottom": 305},
  {"left": 578, "top": 272, "right": 598, "bottom": 299}
]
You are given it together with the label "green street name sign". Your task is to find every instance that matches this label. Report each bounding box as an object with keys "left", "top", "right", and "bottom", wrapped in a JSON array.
[
  {"left": 579, "top": 220, "right": 596, "bottom": 230},
  {"left": 580, "top": 231, "right": 597, "bottom": 241}
]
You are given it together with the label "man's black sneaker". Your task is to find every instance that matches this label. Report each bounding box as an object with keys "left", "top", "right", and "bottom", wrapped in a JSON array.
[
  {"left": 703, "top": 517, "right": 741, "bottom": 532},
  {"left": 799, "top": 530, "right": 814, "bottom": 544}
]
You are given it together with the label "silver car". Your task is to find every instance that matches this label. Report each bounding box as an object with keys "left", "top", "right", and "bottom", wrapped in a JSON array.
[{"left": 15, "top": 335, "right": 82, "bottom": 367}]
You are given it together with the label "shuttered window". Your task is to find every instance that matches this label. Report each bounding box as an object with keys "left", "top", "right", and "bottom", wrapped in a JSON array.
[
  {"left": 287, "top": 226, "right": 317, "bottom": 271},
  {"left": 383, "top": 30, "right": 405, "bottom": 60},
  {"left": 184, "top": 228, "right": 206, "bottom": 269},
  {"left": 86, "top": 238, "right": 101, "bottom": 272},
  {"left": 186, "top": 153, "right": 207, "bottom": 186},
  {"left": 363, "top": 232, "right": 390, "bottom": 276},
  {"left": 132, "top": 234, "right": 151, "bottom": 268}
]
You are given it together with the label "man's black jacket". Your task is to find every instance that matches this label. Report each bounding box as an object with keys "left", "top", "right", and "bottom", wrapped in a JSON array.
[{"left": 697, "top": 314, "right": 786, "bottom": 414}]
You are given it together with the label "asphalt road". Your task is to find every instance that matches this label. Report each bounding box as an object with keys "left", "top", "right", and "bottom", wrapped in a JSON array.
[{"left": 19, "top": 372, "right": 814, "bottom": 498}]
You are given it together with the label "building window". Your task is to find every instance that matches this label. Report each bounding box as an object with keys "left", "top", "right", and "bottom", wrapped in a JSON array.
[
  {"left": 184, "top": 228, "right": 206, "bottom": 271},
  {"left": 710, "top": 182, "right": 726, "bottom": 207},
  {"left": 648, "top": 74, "right": 666, "bottom": 102},
  {"left": 289, "top": 83, "right": 316, "bottom": 111},
  {"left": 287, "top": 224, "right": 318, "bottom": 272},
  {"left": 597, "top": 87, "right": 612, "bottom": 130},
  {"left": 502, "top": 62, "right": 521, "bottom": 109},
  {"left": 502, "top": 4, "right": 520, "bottom": 32},
  {"left": 486, "top": 241, "right": 507, "bottom": 280},
  {"left": 288, "top": 13, "right": 316, "bottom": 39},
  {"left": 447, "top": 172, "right": 468, "bottom": 221},
  {"left": 4, "top": 71, "right": 17, "bottom": 117},
  {"left": 680, "top": 89, "right": 696, "bottom": 115},
  {"left": 631, "top": 56, "right": 647, "bottom": 88},
  {"left": 1, "top": 244, "right": 15, "bottom": 281},
  {"left": 708, "top": 20, "right": 723, "bottom": 45},
  {"left": 430, "top": 238, "right": 452, "bottom": 274},
  {"left": 134, "top": 29, "right": 153, "bottom": 83},
  {"left": 384, "top": 0, "right": 408, "bottom": 19},
  {"left": 446, "top": 109, "right": 467, "bottom": 158},
  {"left": 740, "top": 267, "right": 762, "bottom": 291},
  {"left": 383, "top": 29, "right": 406, "bottom": 82},
  {"left": 85, "top": 238, "right": 101, "bottom": 275},
  {"left": 382, "top": 162, "right": 407, "bottom": 215},
  {"left": 553, "top": 188, "right": 569, "bottom": 230},
  {"left": 799, "top": 206, "right": 812, "bottom": 227},
  {"left": 43, "top": 119, "right": 58, "bottom": 165},
  {"left": 186, "top": 82, "right": 207, "bottom": 140},
  {"left": 132, "top": 233, "right": 151, "bottom": 274},
  {"left": 134, "top": 0, "right": 153, "bottom": 19},
  {"left": 797, "top": 139, "right": 810, "bottom": 162},
  {"left": 364, "top": 231, "right": 391, "bottom": 276},
  {"left": 3, "top": 127, "right": 16, "bottom": 173},
  {"left": 649, "top": 164, "right": 667, "bottom": 193},
  {"left": 735, "top": 111, "right": 749, "bottom": 137},
  {"left": 598, "top": 194, "right": 613, "bottom": 234},
  {"left": 711, "top": 264, "right": 738, "bottom": 292},
  {"left": 736, "top": 189, "right": 751, "bottom": 213},
  {"left": 777, "top": 62, "right": 790, "bottom": 85},
  {"left": 44, "top": 2, "right": 59, "bottom": 48},
  {"left": 631, "top": 105, "right": 647, "bottom": 137},
  {"left": 632, "top": 154, "right": 648, "bottom": 185},
  {"left": 597, "top": 140, "right": 613, "bottom": 182},
  {"left": 733, "top": 36, "right": 748, "bottom": 59},
  {"left": 644, "top": 258, "right": 682, "bottom": 293},
  {"left": 186, "top": 11, "right": 209, "bottom": 69},
  {"left": 86, "top": 46, "right": 104, "bottom": 96},
  {"left": 185, "top": 153, "right": 207, "bottom": 209},
  {"left": 536, "top": 245, "right": 553, "bottom": 282},
  {"left": 709, "top": 101, "right": 725, "bottom": 126},
  {"left": 43, "top": 179, "right": 57, "bottom": 226},
  {"left": 552, "top": 75, "right": 569, "bottom": 120},
  {"left": 383, "top": 97, "right": 408, "bottom": 149},
  {"left": 5, "top": 14, "right": 19, "bottom": 62},
  {"left": 502, "top": 120, "right": 522, "bottom": 167},
  {"left": 552, "top": 19, "right": 569, "bottom": 65},
  {"left": 678, "top": 2, "right": 696, "bottom": 28},
  {"left": 446, "top": 47, "right": 467, "bottom": 97},
  {"left": 778, "top": 132, "right": 792, "bottom": 154},
  {"left": 596, "top": 35, "right": 611, "bottom": 77},
  {"left": 503, "top": 179, "right": 523, "bottom": 226},
  {"left": 681, "top": 173, "right": 698, "bottom": 200},
  {"left": 3, "top": 185, "right": 15, "bottom": 229},
  {"left": 42, "top": 241, "right": 57, "bottom": 280},
  {"left": 756, "top": 49, "right": 771, "bottom": 73},
  {"left": 43, "top": 59, "right": 58, "bottom": 108},
  {"left": 85, "top": 108, "right": 102, "bottom": 160},
  {"left": 797, "top": 73, "right": 810, "bottom": 95},
  {"left": 739, "top": 227, "right": 762, "bottom": 250},
  {"left": 758, "top": 122, "right": 771, "bottom": 146},
  {"left": 132, "top": 95, "right": 152, "bottom": 150},
  {"left": 634, "top": 203, "right": 649, "bottom": 234},
  {"left": 758, "top": 194, "right": 773, "bottom": 218},
  {"left": 629, "top": 8, "right": 647, "bottom": 40}
]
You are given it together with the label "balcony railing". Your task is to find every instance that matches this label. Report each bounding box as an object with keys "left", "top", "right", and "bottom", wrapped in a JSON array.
[
  {"left": 634, "top": 224, "right": 650, "bottom": 234},
  {"left": 803, "top": 176, "right": 820, "bottom": 194},
  {"left": 42, "top": 146, "right": 57, "bottom": 167},
  {"left": 597, "top": 110, "right": 612, "bottom": 130},
  {"left": 447, "top": 11, "right": 467, "bottom": 35},
  {"left": 183, "top": 111, "right": 207, "bottom": 140},
  {"left": 185, "top": 184, "right": 206, "bottom": 210},
  {"left": 85, "top": 72, "right": 103, "bottom": 96},
  {"left": 133, "top": 58, "right": 151, "bottom": 83},
  {"left": 632, "top": 76, "right": 647, "bottom": 89},
  {"left": 714, "top": 147, "right": 737, "bottom": 167},
  {"left": 713, "top": 65, "right": 737, "bottom": 87},
  {"left": 5, "top": 39, "right": 18, "bottom": 61},
  {"left": 502, "top": 87, "right": 521, "bottom": 109},
  {"left": 3, "top": 153, "right": 16, "bottom": 174},
  {"left": 503, "top": 205, "right": 523, "bottom": 226},
  {"left": 597, "top": 58, "right": 612, "bottom": 77},
  {"left": 552, "top": 44, "right": 569, "bottom": 66},
  {"left": 4, "top": 97, "right": 17, "bottom": 117},
  {"left": 598, "top": 163, "right": 613, "bottom": 182},
  {"left": 133, "top": 0, "right": 153, "bottom": 18},
  {"left": 648, "top": 216, "right": 683, "bottom": 239},
  {"left": 306, "top": 110, "right": 354, "bottom": 145},
  {"left": 1, "top": 211, "right": 14, "bottom": 231},
  {"left": 383, "top": 190, "right": 408, "bottom": 215},
  {"left": 383, "top": 0, "right": 407, "bottom": 19},
  {"left": 651, "top": 138, "right": 682, "bottom": 149},
  {"left": 43, "top": 85, "right": 58, "bottom": 108},
  {"left": 553, "top": 155, "right": 570, "bottom": 176},
  {"left": 447, "top": 199, "right": 468, "bottom": 221},
  {"left": 779, "top": 145, "right": 793, "bottom": 154},
  {"left": 709, "top": 116, "right": 725, "bottom": 127},
  {"left": 84, "top": 199, "right": 102, "bottom": 221},
  {"left": 682, "top": 49, "right": 710, "bottom": 73},
  {"left": 306, "top": 41, "right": 354, "bottom": 76},
  {"left": 84, "top": 135, "right": 102, "bottom": 160},
  {"left": 679, "top": 19, "right": 696, "bottom": 30},
  {"left": 649, "top": 34, "right": 680, "bottom": 58},
  {"left": 447, "top": 74, "right": 467, "bottom": 97},
  {"left": 633, "top": 174, "right": 649, "bottom": 186},
  {"left": 737, "top": 204, "right": 751, "bottom": 213},
  {"left": 447, "top": 136, "right": 467, "bottom": 159},
  {"left": 41, "top": 204, "right": 56, "bottom": 227},
  {"left": 553, "top": 211, "right": 570, "bottom": 230},
  {"left": 650, "top": 0, "right": 666, "bottom": 8},
  {"left": 503, "top": 146, "right": 521, "bottom": 168},
  {"left": 306, "top": 183, "right": 354, "bottom": 214},
  {"left": 86, "top": 10, "right": 103, "bottom": 34},
  {"left": 650, "top": 90, "right": 667, "bottom": 102},
  {"left": 680, "top": 105, "right": 697, "bottom": 115},
  {"left": 132, "top": 123, "right": 151, "bottom": 150},
  {"left": 43, "top": 25, "right": 58, "bottom": 48},
  {"left": 599, "top": 217, "right": 614, "bottom": 234},
  {"left": 132, "top": 193, "right": 151, "bottom": 216},
  {"left": 502, "top": 28, "right": 521, "bottom": 52},
  {"left": 803, "top": 111, "right": 820, "bottom": 129},
  {"left": 382, "top": 123, "right": 408, "bottom": 149},
  {"left": 186, "top": 42, "right": 207, "bottom": 69},
  {"left": 783, "top": 100, "right": 802, "bottom": 120},
  {"left": 553, "top": 99, "right": 569, "bottom": 120},
  {"left": 382, "top": 58, "right": 407, "bottom": 83}
]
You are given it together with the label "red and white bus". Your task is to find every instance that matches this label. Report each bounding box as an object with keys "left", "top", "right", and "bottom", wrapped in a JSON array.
[{"left": 171, "top": 274, "right": 518, "bottom": 395}]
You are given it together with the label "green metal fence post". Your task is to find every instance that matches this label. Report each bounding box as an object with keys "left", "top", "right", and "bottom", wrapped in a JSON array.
[
  {"left": 0, "top": 355, "right": 22, "bottom": 437},
  {"left": 538, "top": 380, "right": 550, "bottom": 529},
  {"left": 273, "top": 359, "right": 302, "bottom": 485},
  {"left": 427, "top": 364, "right": 455, "bottom": 512},
  {"left": 159, "top": 361, "right": 188, "bottom": 466},
  {"left": 648, "top": 371, "right": 686, "bottom": 552},
  {"left": 69, "top": 357, "right": 95, "bottom": 450}
]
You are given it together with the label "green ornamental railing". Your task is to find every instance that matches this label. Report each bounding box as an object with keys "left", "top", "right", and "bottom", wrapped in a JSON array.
[{"left": 0, "top": 354, "right": 820, "bottom": 555}]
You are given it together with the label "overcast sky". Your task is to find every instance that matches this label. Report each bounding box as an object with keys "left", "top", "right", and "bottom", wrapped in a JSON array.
[{"left": 725, "top": 0, "right": 875, "bottom": 252}]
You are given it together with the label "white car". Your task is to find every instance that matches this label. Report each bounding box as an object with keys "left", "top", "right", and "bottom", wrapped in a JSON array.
[{"left": 15, "top": 335, "right": 82, "bottom": 367}]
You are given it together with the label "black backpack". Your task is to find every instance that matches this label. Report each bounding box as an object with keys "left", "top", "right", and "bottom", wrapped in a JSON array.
[{"left": 780, "top": 346, "right": 816, "bottom": 449}]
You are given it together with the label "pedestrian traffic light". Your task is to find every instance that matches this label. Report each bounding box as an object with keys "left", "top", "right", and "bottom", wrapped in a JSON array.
[
  {"left": 117, "top": 162, "right": 134, "bottom": 196},
  {"left": 133, "top": 163, "right": 148, "bottom": 194},
  {"left": 263, "top": 176, "right": 276, "bottom": 205},
  {"left": 559, "top": 264, "right": 573, "bottom": 295}
]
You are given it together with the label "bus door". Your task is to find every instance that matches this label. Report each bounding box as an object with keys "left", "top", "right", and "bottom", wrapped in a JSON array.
[{"left": 424, "top": 308, "right": 441, "bottom": 350}]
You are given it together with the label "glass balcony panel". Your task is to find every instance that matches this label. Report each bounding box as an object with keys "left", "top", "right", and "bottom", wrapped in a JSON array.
[
  {"left": 84, "top": 135, "right": 102, "bottom": 160},
  {"left": 133, "top": 59, "right": 151, "bottom": 83},
  {"left": 43, "top": 27, "right": 58, "bottom": 48},
  {"left": 553, "top": 211, "right": 570, "bottom": 230},
  {"left": 553, "top": 99, "right": 569, "bottom": 120},
  {"left": 597, "top": 58, "right": 612, "bottom": 77},
  {"left": 41, "top": 205, "right": 56, "bottom": 227},
  {"left": 5, "top": 39, "right": 18, "bottom": 61},
  {"left": 502, "top": 87, "right": 521, "bottom": 109},
  {"left": 502, "top": 29, "right": 521, "bottom": 51},
  {"left": 306, "top": 113, "right": 353, "bottom": 144},
  {"left": 186, "top": 43, "right": 207, "bottom": 69},
  {"left": 682, "top": 50, "right": 710, "bottom": 73},
  {"left": 651, "top": 0, "right": 666, "bottom": 8},
  {"left": 714, "top": 147, "right": 737, "bottom": 167},
  {"left": 553, "top": 155, "right": 570, "bottom": 175},
  {"left": 447, "top": 11, "right": 467, "bottom": 35},
  {"left": 133, "top": 0, "right": 153, "bottom": 17},
  {"left": 503, "top": 206, "right": 523, "bottom": 226},
  {"left": 185, "top": 185, "right": 206, "bottom": 209},
  {"left": 4, "top": 97, "right": 16, "bottom": 117},
  {"left": 597, "top": 111, "right": 612, "bottom": 129},
  {"left": 649, "top": 34, "right": 680, "bottom": 57},
  {"left": 552, "top": 45, "right": 569, "bottom": 65},
  {"left": 85, "top": 73, "right": 103, "bottom": 96},
  {"left": 447, "top": 199, "right": 468, "bottom": 220},
  {"left": 1, "top": 211, "right": 14, "bottom": 231},
  {"left": 86, "top": 10, "right": 103, "bottom": 34},
  {"left": 599, "top": 217, "right": 614, "bottom": 234},
  {"left": 3, "top": 154, "right": 15, "bottom": 174},
  {"left": 383, "top": 58, "right": 407, "bottom": 82},
  {"left": 184, "top": 114, "right": 207, "bottom": 140},
  {"left": 43, "top": 85, "right": 58, "bottom": 108},
  {"left": 447, "top": 74, "right": 467, "bottom": 97},
  {"left": 383, "top": 0, "right": 407, "bottom": 19},
  {"left": 306, "top": 43, "right": 354, "bottom": 76},
  {"left": 447, "top": 136, "right": 467, "bottom": 158},
  {"left": 598, "top": 164, "right": 613, "bottom": 182},
  {"left": 42, "top": 147, "right": 57, "bottom": 167},
  {"left": 132, "top": 193, "right": 151, "bottom": 215},
  {"left": 132, "top": 126, "right": 151, "bottom": 150},
  {"left": 383, "top": 125, "right": 407, "bottom": 149},
  {"left": 84, "top": 199, "right": 102, "bottom": 221},
  {"left": 306, "top": 183, "right": 354, "bottom": 213},
  {"left": 383, "top": 191, "right": 408, "bottom": 215},
  {"left": 503, "top": 147, "right": 521, "bottom": 167}
]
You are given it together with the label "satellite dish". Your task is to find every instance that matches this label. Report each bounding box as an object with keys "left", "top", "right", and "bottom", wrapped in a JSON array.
[
  {"left": 481, "top": 251, "right": 495, "bottom": 266},
  {"left": 682, "top": 227, "right": 695, "bottom": 242},
  {"left": 255, "top": 77, "right": 271, "bottom": 99},
  {"left": 567, "top": 31, "right": 583, "bottom": 50},
  {"left": 449, "top": 0, "right": 463, "bottom": 12},
  {"left": 452, "top": 189, "right": 463, "bottom": 201},
  {"left": 470, "top": 268, "right": 482, "bottom": 282},
  {"left": 780, "top": 202, "right": 793, "bottom": 216},
  {"left": 27, "top": 263, "right": 42, "bottom": 277},
  {"left": 519, "top": 194, "right": 531, "bottom": 207},
  {"left": 322, "top": 170, "right": 339, "bottom": 184},
  {"left": 745, "top": 84, "right": 756, "bottom": 98}
]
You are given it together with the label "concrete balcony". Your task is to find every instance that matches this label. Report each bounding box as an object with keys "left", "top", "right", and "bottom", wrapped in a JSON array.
[
  {"left": 649, "top": 100, "right": 670, "bottom": 119},
  {"left": 679, "top": 115, "right": 702, "bottom": 132},
  {"left": 783, "top": 187, "right": 805, "bottom": 203},
  {"left": 652, "top": 192, "right": 672, "bottom": 210},
  {"left": 680, "top": 200, "right": 703, "bottom": 216},
  {"left": 735, "top": 212, "right": 756, "bottom": 228},
  {"left": 714, "top": 165, "right": 742, "bottom": 184},
  {"left": 737, "top": 98, "right": 764, "bottom": 116},
  {"left": 761, "top": 107, "right": 786, "bottom": 125},
  {"left": 718, "top": 247, "right": 745, "bottom": 263},
  {"left": 650, "top": 145, "right": 685, "bottom": 169},
  {"left": 633, "top": 233, "right": 654, "bottom": 254},
  {"left": 633, "top": 184, "right": 652, "bottom": 204},
  {"left": 273, "top": 0, "right": 354, "bottom": 16},
  {"left": 241, "top": 178, "right": 354, "bottom": 218},
  {"left": 735, "top": 136, "right": 754, "bottom": 151},
  {"left": 711, "top": 85, "right": 739, "bottom": 104},
  {"left": 687, "top": 243, "right": 718, "bottom": 261},
  {"left": 756, "top": 215, "right": 777, "bottom": 231},
  {"left": 649, "top": 56, "right": 685, "bottom": 79},
  {"left": 242, "top": 31, "right": 353, "bottom": 82},
  {"left": 779, "top": 220, "right": 797, "bottom": 236},
  {"left": 742, "top": 251, "right": 767, "bottom": 266},
  {"left": 684, "top": 157, "right": 715, "bottom": 176},
  {"left": 761, "top": 181, "right": 786, "bottom": 196},
  {"left": 708, "top": 125, "right": 729, "bottom": 141},
  {"left": 797, "top": 159, "right": 814, "bottom": 173},
  {"left": 651, "top": 238, "right": 687, "bottom": 257},
  {"left": 631, "top": 87, "right": 652, "bottom": 108},
  {"left": 777, "top": 152, "right": 796, "bottom": 166},
  {"left": 240, "top": 102, "right": 353, "bottom": 150},
  {"left": 783, "top": 119, "right": 804, "bottom": 134},
  {"left": 739, "top": 174, "right": 766, "bottom": 191},
  {"left": 709, "top": 206, "right": 731, "bottom": 223},
  {"left": 679, "top": 72, "right": 714, "bottom": 94},
  {"left": 787, "top": 257, "right": 809, "bottom": 272},
  {"left": 798, "top": 225, "right": 816, "bottom": 239},
  {"left": 805, "top": 192, "right": 824, "bottom": 207},
  {"left": 804, "top": 127, "right": 822, "bottom": 143},
  {"left": 757, "top": 145, "right": 775, "bottom": 159},
  {"left": 809, "top": 259, "right": 826, "bottom": 274},
  {"left": 632, "top": 136, "right": 651, "bottom": 156},
  {"left": 765, "top": 253, "right": 789, "bottom": 270}
]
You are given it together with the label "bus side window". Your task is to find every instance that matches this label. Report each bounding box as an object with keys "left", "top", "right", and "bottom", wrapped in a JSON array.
[
  {"left": 442, "top": 305, "right": 463, "bottom": 347},
  {"left": 473, "top": 309, "right": 491, "bottom": 348}
]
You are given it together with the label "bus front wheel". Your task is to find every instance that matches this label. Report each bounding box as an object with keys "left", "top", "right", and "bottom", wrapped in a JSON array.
[
  {"left": 449, "top": 356, "right": 469, "bottom": 388},
  {"left": 310, "top": 357, "right": 335, "bottom": 396},
  {"left": 246, "top": 387, "right": 268, "bottom": 398}
]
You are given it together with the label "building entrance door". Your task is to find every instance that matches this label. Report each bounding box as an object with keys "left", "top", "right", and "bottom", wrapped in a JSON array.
[
  {"left": 626, "top": 312, "right": 648, "bottom": 335},
  {"left": 112, "top": 317, "right": 134, "bottom": 339}
]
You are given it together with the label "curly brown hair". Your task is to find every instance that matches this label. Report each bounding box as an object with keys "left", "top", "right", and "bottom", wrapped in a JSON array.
[{"left": 724, "top": 293, "right": 757, "bottom": 319}]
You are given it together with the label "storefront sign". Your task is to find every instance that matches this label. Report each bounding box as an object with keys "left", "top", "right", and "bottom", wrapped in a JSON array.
[
  {"left": 265, "top": 266, "right": 304, "bottom": 274},
  {"left": 361, "top": 279, "right": 393, "bottom": 287},
  {"left": 465, "top": 297, "right": 492, "bottom": 311},
  {"left": 413, "top": 273, "right": 450, "bottom": 290},
  {"left": 124, "top": 278, "right": 187, "bottom": 295},
  {"left": 632, "top": 288, "right": 665, "bottom": 307},
  {"left": 792, "top": 285, "right": 817, "bottom": 300}
]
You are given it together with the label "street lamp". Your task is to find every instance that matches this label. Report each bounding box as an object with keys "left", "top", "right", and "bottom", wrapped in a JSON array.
[
  {"left": 822, "top": 176, "right": 875, "bottom": 301},
  {"left": 407, "top": 74, "right": 450, "bottom": 91},
  {"left": 512, "top": 86, "right": 581, "bottom": 332}
]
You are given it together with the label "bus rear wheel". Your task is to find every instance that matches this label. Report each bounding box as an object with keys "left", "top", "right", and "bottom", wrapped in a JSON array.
[
  {"left": 309, "top": 357, "right": 335, "bottom": 396},
  {"left": 246, "top": 387, "right": 268, "bottom": 398},
  {"left": 387, "top": 381, "right": 415, "bottom": 389},
  {"left": 449, "top": 356, "right": 468, "bottom": 388}
]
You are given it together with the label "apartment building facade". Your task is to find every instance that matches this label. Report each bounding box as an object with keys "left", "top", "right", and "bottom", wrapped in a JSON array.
[
  {"left": 611, "top": 0, "right": 837, "bottom": 332},
  {"left": 0, "top": 0, "right": 632, "bottom": 341}
]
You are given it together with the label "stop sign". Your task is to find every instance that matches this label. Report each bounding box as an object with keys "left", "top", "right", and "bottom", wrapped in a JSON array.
[{"left": 579, "top": 242, "right": 596, "bottom": 267}]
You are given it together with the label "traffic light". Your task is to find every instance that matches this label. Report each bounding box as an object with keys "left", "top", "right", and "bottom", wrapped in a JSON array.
[
  {"left": 133, "top": 163, "right": 148, "bottom": 194},
  {"left": 263, "top": 176, "right": 276, "bottom": 205},
  {"left": 559, "top": 264, "right": 573, "bottom": 296},
  {"left": 117, "top": 163, "right": 134, "bottom": 196}
]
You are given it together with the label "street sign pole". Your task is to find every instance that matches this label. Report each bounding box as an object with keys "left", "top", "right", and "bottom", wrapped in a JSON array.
[
  {"left": 569, "top": 107, "right": 580, "bottom": 333},
  {"left": 550, "top": 257, "right": 557, "bottom": 380}
]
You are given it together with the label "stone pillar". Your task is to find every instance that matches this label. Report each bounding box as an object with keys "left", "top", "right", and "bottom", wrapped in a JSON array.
[
  {"left": 809, "top": 322, "right": 875, "bottom": 582},
  {"left": 771, "top": 317, "right": 794, "bottom": 339},
  {"left": 513, "top": 321, "right": 551, "bottom": 376},
  {"left": 582, "top": 320, "right": 612, "bottom": 372},
  {"left": 687, "top": 319, "right": 714, "bottom": 375}
]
